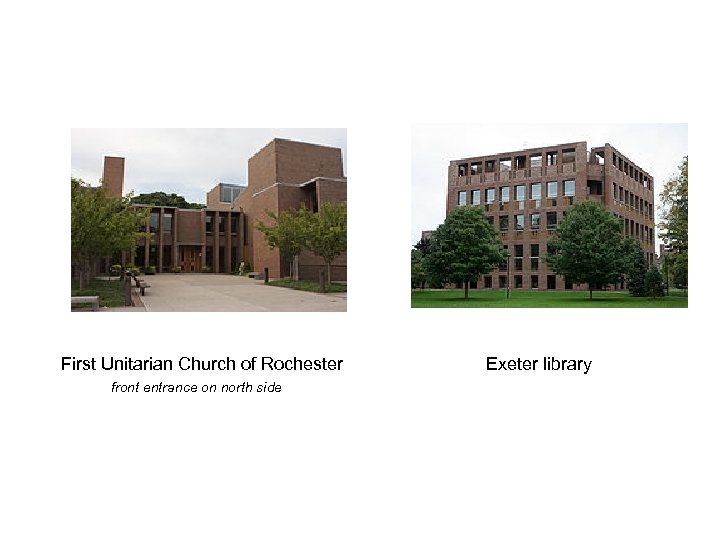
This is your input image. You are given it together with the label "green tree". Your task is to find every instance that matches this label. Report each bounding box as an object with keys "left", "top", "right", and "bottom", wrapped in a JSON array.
[
  {"left": 71, "top": 178, "right": 149, "bottom": 289},
  {"left": 425, "top": 206, "right": 505, "bottom": 299},
  {"left": 659, "top": 156, "right": 688, "bottom": 253},
  {"left": 644, "top": 264, "right": 665, "bottom": 298},
  {"left": 304, "top": 202, "right": 347, "bottom": 283},
  {"left": 627, "top": 243, "right": 648, "bottom": 297},
  {"left": 256, "top": 207, "right": 311, "bottom": 281},
  {"left": 131, "top": 191, "right": 205, "bottom": 209},
  {"left": 545, "top": 201, "right": 634, "bottom": 299},
  {"left": 411, "top": 249, "right": 428, "bottom": 289}
]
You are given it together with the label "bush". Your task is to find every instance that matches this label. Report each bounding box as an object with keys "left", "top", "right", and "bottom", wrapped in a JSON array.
[{"left": 172, "top": 266, "right": 181, "bottom": 273}]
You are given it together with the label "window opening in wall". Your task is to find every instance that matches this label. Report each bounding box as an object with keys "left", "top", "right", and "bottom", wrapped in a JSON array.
[
  {"left": 485, "top": 160, "right": 496, "bottom": 173},
  {"left": 499, "top": 275, "right": 507, "bottom": 289},
  {"left": 530, "top": 154, "right": 542, "bottom": 167},
  {"left": 515, "top": 275, "right": 523, "bottom": 288},
  {"left": 487, "top": 216, "right": 494, "bottom": 226},
  {"left": 613, "top": 183, "right": 618, "bottom": 200},
  {"left": 563, "top": 179, "right": 575, "bottom": 197},
  {"left": 630, "top": 165, "right": 635, "bottom": 179},
  {"left": 564, "top": 277, "right": 573, "bottom": 290},
  {"left": 499, "top": 246, "right": 508, "bottom": 271},
  {"left": 531, "top": 213, "right": 541, "bottom": 230},
  {"left": 515, "top": 214, "right": 525, "bottom": 231},
  {"left": 515, "top": 156, "right": 527, "bottom": 169},
  {"left": 613, "top": 153, "right": 617, "bottom": 166},
  {"left": 162, "top": 213, "right": 172, "bottom": 233},
  {"left": 218, "top": 215, "right": 226, "bottom": 234},
  {"left": 471, "top": 189, "right": 481, "bottom": 205},
  {"left": 206, "top": 215, "right": 214, "bottom": 234},
  {"left": 458, "top": 164, "right": 467, "bottom": 176},
  {"left": 514, "top": 184, "right": 525, "bottom": 200},
  {"left": 531, "top": 275, "right": 539, "bottom": 289},
  {"left": 457, "top": 191, "right": 467, "bottom": 206},
  {"left": 149, "top": 211, "right": 159, "bottom": 234},
  {"left": 546, "top": 152, "right": 557, "bottom": 166},
  {"left": 530, "top": 183, "right": 541, "bottom": 206},
  {"left": 500, "top": 186, "right": 510, "bottom": 203},
  {"left": 484, "top": 276, "right": 492, "bottom": 288},
  {"left": 499, "top": 215, "right": 509, "bottom": 232},
  {"left": 547, "top": 211, "right": 557, "bottom": 229},
  {"left": 514, "top": 244, "right": 523, "bottom": 270},
  {"left": 561, "top": 148, "right": 575, "bottom": 163},
  {"left": 624, "top": 162, "right": 629, "bottom": 175},
  {"left": 470, "top": 162, "right": 481, "bottom": 175},
  {"left": 547, "top": 275, "right": 556, "bottom": 289},
  {"left": 220, "top": 184, "right": 243, "bottom": 203},
  {"left": 594, "top": 150, "right": 605, "bottom": 165},
  {"left": 643, "top": 176, "right": 648, "bottom": 188},
  {"left": 547, "top": 181, "right": 558, "bottom": 199},
  {"left": 499, "top": 158, "right": 511, "bottom": 171},
  {"left": 530, "top": 244, "right": 539, "bottom": 271},
  {"left": 587, "top": 180, "right": 603, "bottom": 195},
  {"left": 485, "top": 188, "right": 495, "bottom": 203}
]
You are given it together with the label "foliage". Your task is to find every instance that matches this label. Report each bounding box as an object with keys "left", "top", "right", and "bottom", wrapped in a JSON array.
[
  {"left": 545, "top": 201, "right": 634, "bottom": 299},
  {"left": 257, "top": 202, "right": 347, "bottom": 283},
  {"left": 627, "top": 243, "right": 648, "bottom": 297},
  {"left": 304, "top": 202, "right": 347, "bottom": 283},
  {"left": 71, "top": 278, "right": 127, "bottom": 308},
  {"left": 411, "top": 249, "right": 428, "bottom": 289},
  {"left": 131, "top": 191, "right": 205, "bottom": 209},
  {"left": 644, "top": 264, "right": 665, "bottom": 298},
  {"left": 71, "top": 178, "right": 149, "bottom": 289},
  {"left": 667, "top": 252, "right": 688, "bottom": 288},
  {"left": 256, "top": 207, "right": 313, "bottom": 280},
  {"left": 424, "top": 206, "right": 505, "bottom": 298},
  {"left": 659, "top": 156, "right": 688, "bottom": 253},
  {"left": 414, "top": 236, "right": 433, "bottom": 256}
]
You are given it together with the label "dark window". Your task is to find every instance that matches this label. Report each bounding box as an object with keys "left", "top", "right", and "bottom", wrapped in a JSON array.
[
  {"left": 547, "top": 212, "right": 557, "bottom": 229},
  {"left": 162, "top": 213, "right": 172, "bottom": 233},
  {"left": 531, "top": 275, "right": 539, "bottom": 289},
  {"left": 149, "top": 211, "right": 159, "bottom": 234},
  {"left": 547, "top": 275, "right": 556, "bottom": 289},
  {"left": 514, "top": 275, "right": 523, "bottom": 288},
  {"left": 500, "top": 215, "right": 509, "bottom": 232},
  {"left": 484, "top": 276, "right": 492, "bottom": 288},
  {"left": 206, "top": 215, "right": 214, "bottom": 234}
]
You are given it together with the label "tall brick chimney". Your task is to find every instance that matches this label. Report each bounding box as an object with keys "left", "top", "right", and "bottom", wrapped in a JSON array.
[{"left": 102, "top": 156, "right": 125, "bottom": 197}]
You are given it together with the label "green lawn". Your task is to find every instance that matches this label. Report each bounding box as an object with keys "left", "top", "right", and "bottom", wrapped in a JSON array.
[
  {"left": 267, "top": 279, "right": 347, "bottom": 294},
  {"left": 71, "top": 278, "right": 127, "bottom": 308},
  {"left": 411, "top": 289, "right": 688, "bottom": 308}
]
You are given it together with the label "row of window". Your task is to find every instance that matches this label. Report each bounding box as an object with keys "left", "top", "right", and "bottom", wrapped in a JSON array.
[
  {"left": 612, "top": 153, "right": 652, "bottom": 189},
  {"left": 457, "top": 149, "right": 577, "bottom": 176},
  {"left": 613, "top": 183, "right": 653, "bottom": 217},
  {"left": 491, "top": 211, "right": 559, "bottom": 231},
  {"left": 457, "top": 180, "right": 575, "bottom": 206}
]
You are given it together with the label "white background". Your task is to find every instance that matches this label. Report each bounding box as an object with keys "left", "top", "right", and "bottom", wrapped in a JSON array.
[{"left": 2, "top": 2, "right": 718, "bottom": 539}]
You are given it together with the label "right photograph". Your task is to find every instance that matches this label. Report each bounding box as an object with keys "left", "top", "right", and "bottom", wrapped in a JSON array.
[{"left": 411, "top": 124, "right": 688, "bottom": 308}]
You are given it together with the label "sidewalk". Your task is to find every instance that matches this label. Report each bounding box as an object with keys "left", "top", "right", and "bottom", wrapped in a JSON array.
[{"left": 108, "top": 274, "right": 346, "bottom": 312}]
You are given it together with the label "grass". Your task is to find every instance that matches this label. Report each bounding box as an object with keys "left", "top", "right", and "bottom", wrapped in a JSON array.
[
  {"left": 71, "top": 278, "right": 127, "bottom": 308},
  {"left": 267, "top": 279, "right": 346, "bottom": 294},
  {"left": 411, "top": 289, "right": 688, "bottom": 308}
]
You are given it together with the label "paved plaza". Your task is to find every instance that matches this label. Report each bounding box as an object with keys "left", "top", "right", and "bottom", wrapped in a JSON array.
[{"left": 112, "top": 274, "right": 346, "bottom": 312}]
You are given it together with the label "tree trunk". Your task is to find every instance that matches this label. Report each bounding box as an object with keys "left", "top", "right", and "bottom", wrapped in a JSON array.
[
  {"left": 326, "top": 262, "right": 332, "bottom": 284},
  {"left": 464, "top": 281, "right": 469, "bottom": 299},
  {"left": 293, "top": 254, "right": 299, "bottom": 281},
  {"left": 589, "top": 286, "right": 593, "bottom": 300}
]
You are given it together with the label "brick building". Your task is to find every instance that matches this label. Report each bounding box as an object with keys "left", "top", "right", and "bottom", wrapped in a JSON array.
[
  {"left": 447, "top": 141, "right": 655, "bottom": 291},
  {"left": 101, "top": 138, "right": 346, "bottom": 279}
]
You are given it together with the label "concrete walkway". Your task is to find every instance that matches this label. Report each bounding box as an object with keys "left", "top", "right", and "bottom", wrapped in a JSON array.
[{"left": 121, "top": 274, "right": 346, "bottom": 312}]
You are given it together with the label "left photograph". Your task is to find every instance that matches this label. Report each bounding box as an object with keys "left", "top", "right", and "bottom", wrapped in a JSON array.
[{"left": 71, "top": 128, "right": 347, "bottom": 312}]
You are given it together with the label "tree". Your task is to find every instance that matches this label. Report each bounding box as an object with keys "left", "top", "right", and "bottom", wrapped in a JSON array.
[
  {"left": 304, "top": 202, "right": 347, "bottom": 283},
  {"left": 545, "top": 201, "right": 634, "bottom": 299},
  {"left": 645, "top": 264, "right": 665, "bottom": 298},
  {"left": 425, "top": 206, "right": 505, "bottom": 299},
  {"left": 256, "top": 207, "right": 311, "bottom": 281},
  {"left": 71, "top": 178, "right": 149, "bottom": 289},
  {"left": 131, "top": 192, "right": 205, "bottom": 209},
  {"left": 411, "top": 249, "right": 428, "bottom": 289},
  {"left": 659, "top": 156, "right": 688, "bottom": 253},
  {"left": 627, "top": 242, "right": 648, "bottom": 297}
]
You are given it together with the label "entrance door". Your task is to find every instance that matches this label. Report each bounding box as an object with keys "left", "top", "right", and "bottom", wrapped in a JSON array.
[{"left": 180, "top": 246, "right": 202, "bottom": 272}]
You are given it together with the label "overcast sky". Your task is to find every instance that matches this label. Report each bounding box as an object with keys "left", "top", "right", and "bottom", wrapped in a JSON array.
[
  {"left": 71, "top": 128, "right": 347, "bottom": 204},
  {"left": 411, "top": 124, "right": 688, "bottom": 249}
]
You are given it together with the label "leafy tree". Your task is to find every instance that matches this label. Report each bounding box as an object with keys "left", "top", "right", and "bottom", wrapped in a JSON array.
[
  {"left": 545, "top": 201, "right": 634, "bottom": 299},
  {"left": 425, "top": 206, "right": 505, "bottom": 299},
  {"left": 662, "top": 251, "right": 688, "bottom": 289},
  {"left": 627, "top": 243, "right": 648, "bottom": 297},
  {"left": 71, "top": 178, "right": 149, "bottom": 289},
  {"left": 659, "top": 156, "right": 688, "bottom": 253},
  {"left": 411, "top": 249, "right": 428, "bottom": 289},
  {"left": 304, "top": 202, "right": 347, "bottom": 283},
  {"left": 132, "top": 191, "right": 205, "bottom": 209},
  {"left": 644, "top": 264, "right": 665, "bottom": 298},
  {"left": 256, "top": 207, "right": 311, "bottom": 281},
  {"left": 414, "top": 236, "right": 432, "bottom": 256}
]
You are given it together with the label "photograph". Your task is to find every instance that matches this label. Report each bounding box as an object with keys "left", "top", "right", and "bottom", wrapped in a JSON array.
[
  {"left": 71, "top": 128, "right": 347, "bottom": 312},
  {"left": 411, "top": 124, "right": 688, "bottom": 308}
]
